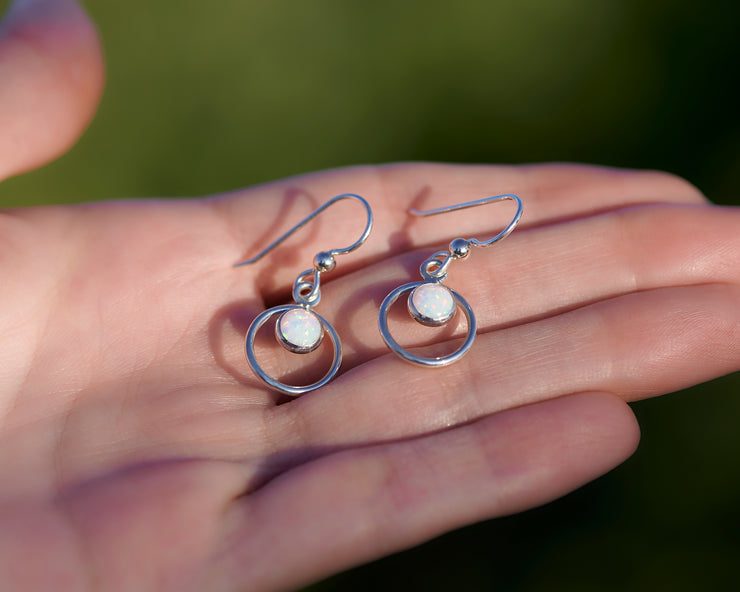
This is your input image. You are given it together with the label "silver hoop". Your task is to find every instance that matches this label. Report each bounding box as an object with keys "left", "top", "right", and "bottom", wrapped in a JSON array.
[
  {"left": 246, "top": 305, "right": 342, "bottom": 396},
  {"left": 378, "top": 281, "right": 477, "bottom": 367}
]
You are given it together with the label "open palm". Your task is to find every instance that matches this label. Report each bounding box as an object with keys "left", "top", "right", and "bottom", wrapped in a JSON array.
[{"left": 1, "top": 2, "right": 739, "bottom": 591}]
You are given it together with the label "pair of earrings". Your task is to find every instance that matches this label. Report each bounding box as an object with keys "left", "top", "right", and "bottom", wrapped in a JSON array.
[{"left": 235, "top": 192, "right": 523, "bottom": 395}]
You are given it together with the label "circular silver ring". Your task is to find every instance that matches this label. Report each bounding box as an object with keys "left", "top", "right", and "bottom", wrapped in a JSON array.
[
  {"left": 246, "top": 304, "right": 342, "bottom": 396},
  {"left": 378, "top": 281, "right": 477, "bottom": 367}
]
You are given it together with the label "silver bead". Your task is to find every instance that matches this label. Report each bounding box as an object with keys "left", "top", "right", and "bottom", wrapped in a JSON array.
[
  {"left": 449, "top": 238, "right": 470, "bottom": 260},
  {"left": 314, "top": 251, "right": 336, "bottom": 272}
]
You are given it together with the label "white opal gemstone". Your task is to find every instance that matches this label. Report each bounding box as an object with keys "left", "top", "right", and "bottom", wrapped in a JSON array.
[
  {"left": 408, "top": 283, "right": 456, "bottom": 326},
  {"left": 276, "top": 308, "right": 323, "bottom": 353}
]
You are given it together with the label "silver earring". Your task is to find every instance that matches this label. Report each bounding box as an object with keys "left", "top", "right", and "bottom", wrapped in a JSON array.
[
  {"left": 235, "top": 194, "right": 373, "bottom": 395},
  {"left": 378, "top": 193, "right": 522, "bottom": 367}
]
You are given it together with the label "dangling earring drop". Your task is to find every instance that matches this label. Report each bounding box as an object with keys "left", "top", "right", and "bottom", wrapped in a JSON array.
[
  {"left": 378, "top": 193, "right": 522, "bottom": 367},
  {"left": 235, "top": 194, "right": 373, "bottom": 395}
]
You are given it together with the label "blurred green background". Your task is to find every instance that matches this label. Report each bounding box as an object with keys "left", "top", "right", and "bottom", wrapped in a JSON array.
[{"left": 1, "top": 0, "right": 738, "bottom": 590}]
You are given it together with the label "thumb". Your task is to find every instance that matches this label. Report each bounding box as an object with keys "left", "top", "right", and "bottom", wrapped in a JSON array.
[{"left": 0, "top": 0, "right": 104, "bottom": 181}]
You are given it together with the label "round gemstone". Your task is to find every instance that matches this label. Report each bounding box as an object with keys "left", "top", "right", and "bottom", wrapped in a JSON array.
[
  {"left": 408, "top": 283, "right": 456, "bottom": 326},
  {"left": 276, "top": 308, "right": 323, "bottom": 353}
]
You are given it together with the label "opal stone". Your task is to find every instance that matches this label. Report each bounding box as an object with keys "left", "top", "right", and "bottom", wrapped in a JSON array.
[
  {"left": 276, "top": 308, "right": 323, "bottom": 353},
  {"left": 408, "top": 283, "right": 456, "bottom": 326}
]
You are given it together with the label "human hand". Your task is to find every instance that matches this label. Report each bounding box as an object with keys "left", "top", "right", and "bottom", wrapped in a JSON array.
[{"left": 1, "top": 2, "right": 739, "bottom": 591}]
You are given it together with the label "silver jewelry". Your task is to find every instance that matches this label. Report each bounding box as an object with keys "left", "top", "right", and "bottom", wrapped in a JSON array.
[
  {"left": 235, "top": 194, "right": 373, "bottom": 395},
  {"left": 378, "top": 193, "right": 522, "bottom": 367}
]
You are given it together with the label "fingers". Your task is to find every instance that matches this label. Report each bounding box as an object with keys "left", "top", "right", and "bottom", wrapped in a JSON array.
[
  {"left": 214, "top": 162, "right": 707, "bottom": 300},
  {"left": 0, "top": 0, "right": 104, "bottom": 181},
  {"left": 29, "top": 199, "right": 737, "bottom": 495},
  {"left": 227, "top": 392, "right": 639, "bottom": 591},
  {"left": 26, "top": 180, "right": 733, "bottom": 480},
  {"left": 336, "top": 203, "right": 740, "bottom": 356},
  {"left": 248, "top": 203, "right": 740, "bottom": 381},
  {"left": 269, "top": 283, "right": 739, "bottom": 454}
]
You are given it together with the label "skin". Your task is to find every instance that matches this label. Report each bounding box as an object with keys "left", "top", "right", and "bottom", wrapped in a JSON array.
[{"left": 0, "top": 1, "right": 738, "bottom": 591}]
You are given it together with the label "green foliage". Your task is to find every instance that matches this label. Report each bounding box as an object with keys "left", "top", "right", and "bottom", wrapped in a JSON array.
[{"left": 1, "top": 0, "right": 738, "bottom": 207}]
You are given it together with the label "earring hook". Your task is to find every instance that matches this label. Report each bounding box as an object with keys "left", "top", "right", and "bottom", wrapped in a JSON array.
[
  {"left": 234, "top": 193, "right": 374, "bottom": 268},
  {"left": 410, "top": 193, "right": 522, "bottom": 248}
]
